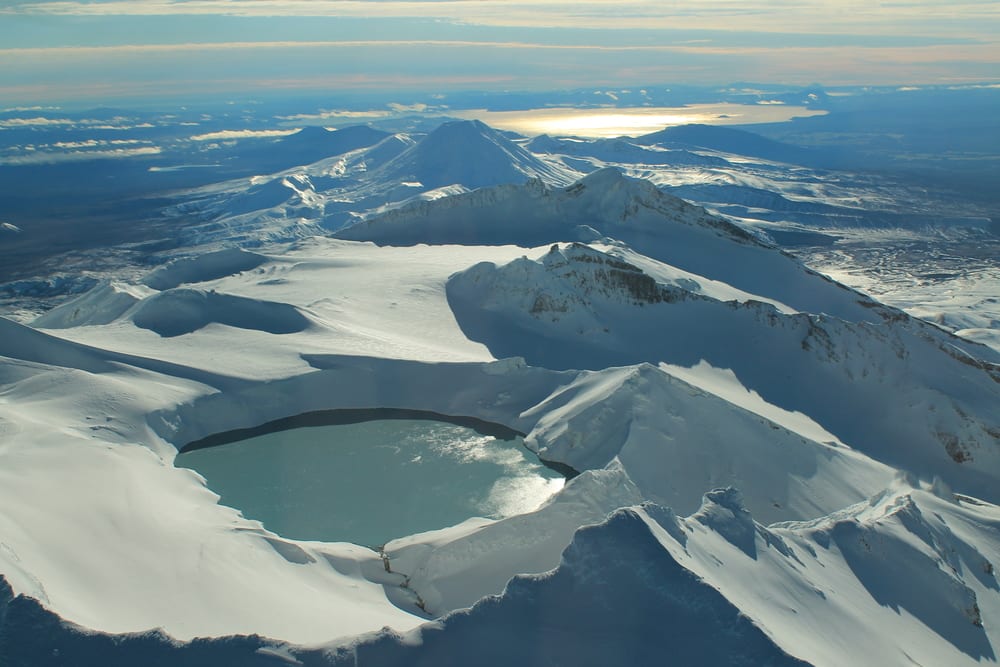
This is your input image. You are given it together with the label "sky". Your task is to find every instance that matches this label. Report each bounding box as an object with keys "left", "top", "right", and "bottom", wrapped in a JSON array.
[{"left": 1, "top": 0, "right": 998, "bottom": 106}]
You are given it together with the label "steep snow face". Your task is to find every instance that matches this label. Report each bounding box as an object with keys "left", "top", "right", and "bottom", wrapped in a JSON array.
[
  {"left": 519, "top": 363, "right": 895, "bottom": 524},
  {"left": 536, "top": 130, "right": 1000, "bottom": 359},
  {"left": 338, "top": 168, "right": 883, "bottom": 322},
  {"left": 447, "top": 243, "right": 1000, "bottom": 503},
  {"left": 676, "top": 480, "right": 1000, "bottom": 667}
]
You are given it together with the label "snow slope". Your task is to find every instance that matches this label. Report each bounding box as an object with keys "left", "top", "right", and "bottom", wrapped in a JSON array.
[{"left": 2, "top": 162, "right": 999, "bottom": 664}]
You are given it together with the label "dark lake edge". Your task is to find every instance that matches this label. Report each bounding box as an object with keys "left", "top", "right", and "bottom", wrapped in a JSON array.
[{"left": 178, "top": 407, "right": 580, "bottom": 479}]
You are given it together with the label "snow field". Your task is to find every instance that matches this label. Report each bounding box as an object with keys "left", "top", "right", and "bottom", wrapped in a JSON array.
[{"left": 1, "top": 162, "right": 998, "bottom": 664}]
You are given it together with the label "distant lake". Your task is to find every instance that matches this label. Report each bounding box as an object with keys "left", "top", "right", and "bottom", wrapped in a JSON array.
[
  {"left": 176, "top": 418, "right": 565, "bottom": 548},
  {"left": 453, "top": 104, "right": 826, "bottom": 138}
]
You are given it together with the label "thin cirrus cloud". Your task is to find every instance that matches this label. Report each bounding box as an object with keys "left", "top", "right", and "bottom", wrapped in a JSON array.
[
  {"left": 4, "top": 0, "right": 999, "bottom": 36},
  {"left": 4, "top": 39, "right": 996, "bottom": 68},
  {"left": 2, "top": 42, "right": 998, "bottom": 106},
  {"left": 1, "top": 0, "right": 997, "bottom": 103}
]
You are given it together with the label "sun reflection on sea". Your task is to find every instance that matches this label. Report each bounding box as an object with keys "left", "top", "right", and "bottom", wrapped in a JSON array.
[{"left": 452, "top": 103, "right": 825, "bottom": 138}]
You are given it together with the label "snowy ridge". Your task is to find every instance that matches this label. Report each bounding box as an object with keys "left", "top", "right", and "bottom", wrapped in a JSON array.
[
  {"left": 338, "top": 168, "right": 892, "bottom": 322},
  {"left": 0, "top": 314, "right": 126, "bottom": 374},
  {"left": 678, "top": 479, "right": 1000, "bottom": 666},
  {"left": 519, "top": 363, "right": 896, "bottom": 523},
  {"left": 337, "top": 166, "right": 750, "bottom": 246},
  {"left": 446, "top": 243, "right": 1000, "bottom": 502}
]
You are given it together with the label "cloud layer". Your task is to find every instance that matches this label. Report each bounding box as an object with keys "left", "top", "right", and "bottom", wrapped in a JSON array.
[
  {"left": 2, "top": 0, "right": 997, "bottom": 104},
  {"left": 4, "top": 0, "right": 997, "bottom": 36}
]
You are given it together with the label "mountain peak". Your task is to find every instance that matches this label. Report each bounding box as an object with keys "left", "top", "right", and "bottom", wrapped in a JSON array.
[
  {"left": 376, "top": 119, "right": 570, "bottom": 190},
  {"left": 426, "top": 118, "right": 494, "bottom": 137}
]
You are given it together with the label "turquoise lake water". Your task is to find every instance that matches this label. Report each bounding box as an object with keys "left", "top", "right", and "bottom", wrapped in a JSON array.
[{"left": 176, "top": 419, "right": 564, "bottom": 547}]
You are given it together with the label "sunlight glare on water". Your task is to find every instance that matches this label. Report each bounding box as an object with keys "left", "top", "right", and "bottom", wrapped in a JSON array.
[{"left": 453, "top": 103, "right": 826, "bottom": 138}]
